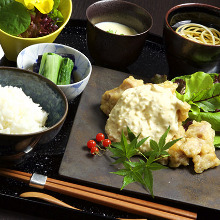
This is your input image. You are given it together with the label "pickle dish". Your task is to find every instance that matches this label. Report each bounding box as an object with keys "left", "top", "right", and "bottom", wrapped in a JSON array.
[{"left": 17, "top": 43, "right": 92, "bottom": 101}]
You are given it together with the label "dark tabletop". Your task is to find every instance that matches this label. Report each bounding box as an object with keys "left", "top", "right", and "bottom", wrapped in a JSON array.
[{"left": 1, "top": 1, "right": 220, "bottom": 219}]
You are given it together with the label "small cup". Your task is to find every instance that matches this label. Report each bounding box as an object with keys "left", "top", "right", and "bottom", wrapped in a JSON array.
[
  {"left": 163, "top": 3, "right": 220, "bottom": 78},
  {"left": 86, "top": 0, "right": 153, "bottom": 69}
]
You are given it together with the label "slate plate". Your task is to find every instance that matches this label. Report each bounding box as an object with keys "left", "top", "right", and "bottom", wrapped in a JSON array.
[{"left": 59, "top": 65, "right": 220, "bottom": 211}]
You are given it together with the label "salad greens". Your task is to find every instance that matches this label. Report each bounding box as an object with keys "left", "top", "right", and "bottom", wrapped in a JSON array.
[
  {"left": 172, "top": 71, "right": 220, "bottom": 147},
  {"left": 0, "top": 0, "right": 63, "bottom": 37},
  {"left": 109, "top": 127, "right": 181, "bottom": 197}
]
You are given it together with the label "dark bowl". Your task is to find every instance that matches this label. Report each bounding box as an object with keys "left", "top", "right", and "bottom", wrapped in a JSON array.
[
  {"left": 163, "top": 3, "right": 220, "bottom": 78},
  {"left": 86, "top": 0, "right": 153, "bottom": 69},
  {"left": 0, "top": 67, "right": 68, "bottom": 164}
]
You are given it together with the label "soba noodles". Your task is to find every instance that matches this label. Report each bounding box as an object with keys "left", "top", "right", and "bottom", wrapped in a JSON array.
[{"left": 176, "top": 23, "right": 220, "bottom": 45}]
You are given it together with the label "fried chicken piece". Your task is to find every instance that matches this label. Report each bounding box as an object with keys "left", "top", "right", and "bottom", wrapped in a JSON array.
[
  {"left": 100, "top": 76, "right": 144, "bottom": 116},
  {"left": 168, "top": 121, "right": 220, "bottom": 173}
]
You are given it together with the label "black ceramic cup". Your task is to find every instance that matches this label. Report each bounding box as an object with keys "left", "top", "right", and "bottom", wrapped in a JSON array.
[
  {"left": 163, "top": 3, "right": 220, "bottom": 79},
  {"left": 86, "top": 0, "right": 153, "bottom": 69}
]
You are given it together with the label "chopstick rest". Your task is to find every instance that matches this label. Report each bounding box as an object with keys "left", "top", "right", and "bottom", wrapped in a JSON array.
[
  {"left": 29, "top": 173, "right": 47, "bottom": 189},
  {"left": 0, "top": 168, "right": 197, "bottom": 220}
]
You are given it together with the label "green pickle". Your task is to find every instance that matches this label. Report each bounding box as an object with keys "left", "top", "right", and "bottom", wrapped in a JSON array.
[
  {"left": 39, "top": 53, "right": 74, "bottom": 85},
  {"left": 57, "top": 58, "right": 74, "bottom": 85}
]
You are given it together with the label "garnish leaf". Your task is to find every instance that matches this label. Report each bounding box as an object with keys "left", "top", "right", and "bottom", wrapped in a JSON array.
[
  {"left": 121, "top": 173, "right": 135, "bottom": 190},
  {"left": 159, "top": 126, "right": 170, "bottom": 149},
  {"left": 143, "top": 168, "right": 154, "bottom": 197},
  {"left": 149, "top": 162, "right": 168, "bottom": 171},
  {"left": 149, "top": 139, "right": 159, "bottom": 151},
  {"left": 127, "top": 126, "right": 136, "bottom": 142},
  {"left": 109, "top": 126, "right": 181, "bottom": 197},
  {"left": 162, "top": 138, "right": 182, "bottom": 151}
]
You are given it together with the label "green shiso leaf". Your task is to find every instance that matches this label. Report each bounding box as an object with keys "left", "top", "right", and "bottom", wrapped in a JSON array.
[{"left": 0, "top": 0, "right": 31, "bottom": 36}]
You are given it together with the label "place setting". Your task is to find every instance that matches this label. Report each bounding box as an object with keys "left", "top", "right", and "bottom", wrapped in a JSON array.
[{"left": 0, "top": 0, "right": 219, "bottom": 219}]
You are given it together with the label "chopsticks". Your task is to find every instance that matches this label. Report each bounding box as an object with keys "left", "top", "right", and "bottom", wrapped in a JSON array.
[{"left": 0, "top": 168, "right": 197, "bottom": 220}]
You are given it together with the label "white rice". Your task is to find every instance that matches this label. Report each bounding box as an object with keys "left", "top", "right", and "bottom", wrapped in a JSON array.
[{"left": 0, "top": 85, "right": 48, "bottom": 134}]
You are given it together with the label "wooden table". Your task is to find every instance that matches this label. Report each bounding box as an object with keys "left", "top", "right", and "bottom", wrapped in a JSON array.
[{"left": 71, "top": 0, "right": 220, "bottom": 36}]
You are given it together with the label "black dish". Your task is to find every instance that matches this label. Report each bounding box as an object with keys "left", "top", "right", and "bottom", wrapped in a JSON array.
[{"left": 164, "top": 3, "right": 220, "bottom": 78}]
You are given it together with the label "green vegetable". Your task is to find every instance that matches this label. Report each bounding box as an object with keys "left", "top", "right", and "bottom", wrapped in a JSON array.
[
  {"left": 57, "top": 58, "right": 74, "bottom": 85},
  {"left": 107, "top": 29, "right": 117, "bottom": 34},
  {"left": 0, "top": 0, "right": 63, "bottom": 36},
  {"left": 109, "top": 126, "right": 181, "bottom": 197},
  {"left": 214, "top": 135, "right": 220, "bottom": 148},
  {"left": 48, "top": 0, "right": 64, "bottom": 23},
  {"left": 39, "top": 53, "right": 63, "bottom": 84},
  {"left": 172, "top": 71, "right": 220, "bottom": 146},
  {"left": 0, "top": 0, "right": 31, "bottom": 36}
]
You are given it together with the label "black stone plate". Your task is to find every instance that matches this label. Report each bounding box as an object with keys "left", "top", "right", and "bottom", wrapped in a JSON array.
[{"left": 59, "top": 65, "right": 220, "bottom": 212}]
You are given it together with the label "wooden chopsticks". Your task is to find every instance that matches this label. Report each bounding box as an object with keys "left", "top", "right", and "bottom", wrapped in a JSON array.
[{"left": 0, "top": 168, "right": 197, "bottom": 220}]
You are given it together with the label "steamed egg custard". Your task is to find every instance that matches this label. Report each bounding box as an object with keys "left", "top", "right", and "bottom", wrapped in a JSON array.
[
  {"left": 105, "top": 81, "right": 190, "bottom": 152},
  {"left": 95, "top": 22, "right": 138, "bottom": 35},
  {"left": 101, "top": 77, "right": 220, "bottom": 173}
]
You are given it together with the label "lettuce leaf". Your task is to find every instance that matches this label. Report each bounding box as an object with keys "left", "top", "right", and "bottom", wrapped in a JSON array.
[
  {"left": 214, "top": 135, "right": 220, "bottom": 148},
  {"left": 172, "top": 72, "right": 220, "bottom": 146}
]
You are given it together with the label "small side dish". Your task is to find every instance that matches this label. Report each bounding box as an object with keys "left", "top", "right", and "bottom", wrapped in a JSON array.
[
  {"left": 17, "top": 43, "right": 92, "bottom": 101},
  {"left": 0, "top": 0, "right": 63, "bottom": 38},
  {"left": 0, "top": 0, "right": 72, "bottom": 61}
]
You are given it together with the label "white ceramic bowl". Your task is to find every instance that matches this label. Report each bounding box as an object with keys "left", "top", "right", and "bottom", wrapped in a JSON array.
[{"left": 17, "top": 43, "right": 92, "bottom": 101}]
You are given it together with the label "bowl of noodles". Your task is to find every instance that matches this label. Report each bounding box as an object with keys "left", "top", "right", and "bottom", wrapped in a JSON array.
[{"left": 163, "top": 3, "right": 220, "bottom": 78}]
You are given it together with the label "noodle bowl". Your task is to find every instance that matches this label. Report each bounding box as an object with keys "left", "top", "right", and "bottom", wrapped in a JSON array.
[{"left": 164, "top": 3, "right": 220, "bottom": 77}]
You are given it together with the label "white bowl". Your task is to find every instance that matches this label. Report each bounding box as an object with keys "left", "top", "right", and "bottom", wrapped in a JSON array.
[{"left": 17, "top": 43, "right": 92, "bottom": 101}]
